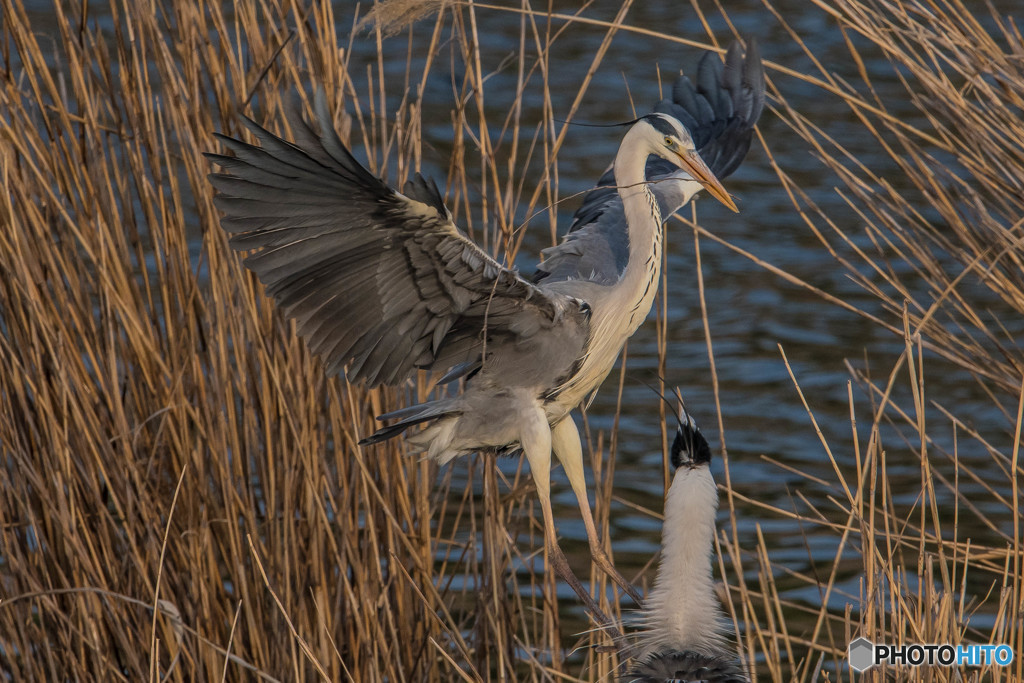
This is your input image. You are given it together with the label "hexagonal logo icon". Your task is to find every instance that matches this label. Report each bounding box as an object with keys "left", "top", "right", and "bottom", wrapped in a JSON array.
[{"left": 848, "top": 637, "right": 876, "bottom": 672}]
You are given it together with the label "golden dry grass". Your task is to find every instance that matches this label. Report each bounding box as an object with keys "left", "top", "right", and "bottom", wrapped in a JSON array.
[
  {"left": 711, "top": 1, "right": 1024, "bottom": 680},
  {"left": 1, "top": 0, "right": 1021, "bottom": 681}
]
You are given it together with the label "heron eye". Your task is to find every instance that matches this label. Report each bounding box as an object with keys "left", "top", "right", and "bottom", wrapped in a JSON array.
[{"left": 663, "top": 136, "right": 674, "bottom": 147}]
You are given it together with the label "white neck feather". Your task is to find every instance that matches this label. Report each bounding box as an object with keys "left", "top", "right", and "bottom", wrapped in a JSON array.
[
  {"left": 611, "top": 127, "right": 664, "bottom": 334},
  {"left": 613, "top": 127, "right": 662, "bottom": 237},
  {"left": 638, "top": 465, "right": 726, "bottom": 656}
]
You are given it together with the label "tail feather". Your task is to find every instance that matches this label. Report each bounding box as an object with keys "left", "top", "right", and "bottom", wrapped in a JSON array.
[{"left": 359, "top": 401, "right": 459, "bottom": 445}]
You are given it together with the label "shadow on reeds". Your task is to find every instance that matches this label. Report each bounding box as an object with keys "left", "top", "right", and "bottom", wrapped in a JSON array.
[{"left": 1, "top": 0, "right": 1020, "bottom": 681}]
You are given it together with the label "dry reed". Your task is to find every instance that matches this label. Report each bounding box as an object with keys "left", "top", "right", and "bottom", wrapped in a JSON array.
[{"left": 1, "top": 0, "right": 1020, "bottom": 681}]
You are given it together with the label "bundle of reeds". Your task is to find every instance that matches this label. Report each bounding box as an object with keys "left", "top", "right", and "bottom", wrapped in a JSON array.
[{"left": 1, "top": 0, "right": 1019, "bottom": 681}]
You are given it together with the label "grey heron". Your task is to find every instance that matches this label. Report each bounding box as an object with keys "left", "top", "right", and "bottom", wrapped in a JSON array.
[
  {"left": 624, "top": 405, "right": 748, "bottom": 683},
  {"left": 205, "top": 44, "right": 756, "bottom": 621}
]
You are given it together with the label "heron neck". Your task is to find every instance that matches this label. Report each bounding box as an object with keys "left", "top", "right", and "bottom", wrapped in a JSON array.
[
  {"left": 610, "top": 139, "right": 664, "bottom": 333},
  {"left": 639, "top": 465, "right": 726, "bottom": 656},
  {"left": 540, "top": 138, "right": 666, "bottom": 412},
  {"left": 613, "top": 142, "right": 660, "bottom": 233}
]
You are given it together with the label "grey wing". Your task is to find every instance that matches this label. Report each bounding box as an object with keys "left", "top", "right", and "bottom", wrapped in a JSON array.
[
  {"left": 534, "top": 200, "right": 629, "bottom": 286},
  {"left": 623, "top": 651, "right": 749, "bottom": 683},
  {"left": 207, "top": 92, "right": 584, "bottom": 387},
  {"left": 535, "top": 40, "right": 764, "bottom": 285}
]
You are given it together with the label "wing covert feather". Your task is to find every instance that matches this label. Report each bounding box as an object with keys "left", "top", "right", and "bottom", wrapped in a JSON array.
[{"left": 208, "top": 92, "right": 584, "bottom": 387}]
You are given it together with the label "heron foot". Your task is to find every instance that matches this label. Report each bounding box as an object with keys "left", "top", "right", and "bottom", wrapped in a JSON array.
[
  {"left": 546, "top": 539, "right": 625, "bottom": 643},
  {"left": 589, "top": 542, "right": 644, "bottom": 605}
]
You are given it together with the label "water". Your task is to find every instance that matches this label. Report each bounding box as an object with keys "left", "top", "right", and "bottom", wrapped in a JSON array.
[{"left": 334, "top": 0, "right": 1020, "bottom": 645}]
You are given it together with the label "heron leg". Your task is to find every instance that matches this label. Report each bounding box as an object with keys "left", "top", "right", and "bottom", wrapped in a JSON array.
[
  {"left": 520, "top": 408, "right": 622, "bottom": 638},
  {"left": 551, "top": 417, "right": 645, "bottom": 605}
]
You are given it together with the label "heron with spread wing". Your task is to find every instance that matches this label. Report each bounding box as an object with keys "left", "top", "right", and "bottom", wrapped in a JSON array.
[{"left": 206, "top": 41, "right": 761, "bottom": 622}]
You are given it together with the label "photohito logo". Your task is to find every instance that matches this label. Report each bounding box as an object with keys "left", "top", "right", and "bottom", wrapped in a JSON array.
[{"left": 848, "top": 638, "right": 1015, "bottom": 672}]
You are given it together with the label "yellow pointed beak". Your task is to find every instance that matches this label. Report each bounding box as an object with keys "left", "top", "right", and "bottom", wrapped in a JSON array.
[{"left": 675, "top": 150, "right": 739, "bottom": 213}]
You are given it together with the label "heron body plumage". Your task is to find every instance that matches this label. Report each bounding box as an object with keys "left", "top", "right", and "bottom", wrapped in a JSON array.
[
  {"left": 623, "top": 407, "right": 749, "bottom": 682},
  {"left": 624, "top": 651, "right": 749, "bottom": 683},
  {"left": 540, "top": 116, "right": 666, "bottom": 411},
  {"left": 637, "top": 444, "right": 723, "bottom": 655}
]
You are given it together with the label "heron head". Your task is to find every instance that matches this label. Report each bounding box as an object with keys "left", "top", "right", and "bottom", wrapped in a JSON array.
[
  {"left": 670, "top": 405, "right": 712, "bottom": 470},
  {"left": 641, "top": 113, "right": 739, "bottom": 213}
]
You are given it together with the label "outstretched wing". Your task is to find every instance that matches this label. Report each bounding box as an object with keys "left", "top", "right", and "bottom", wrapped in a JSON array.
[
  {"left": 207, "top": 92, "right": 582, "bottom": 387},
  {"left": 535, "top": 40, "right": 764, "bottom": 285}
]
